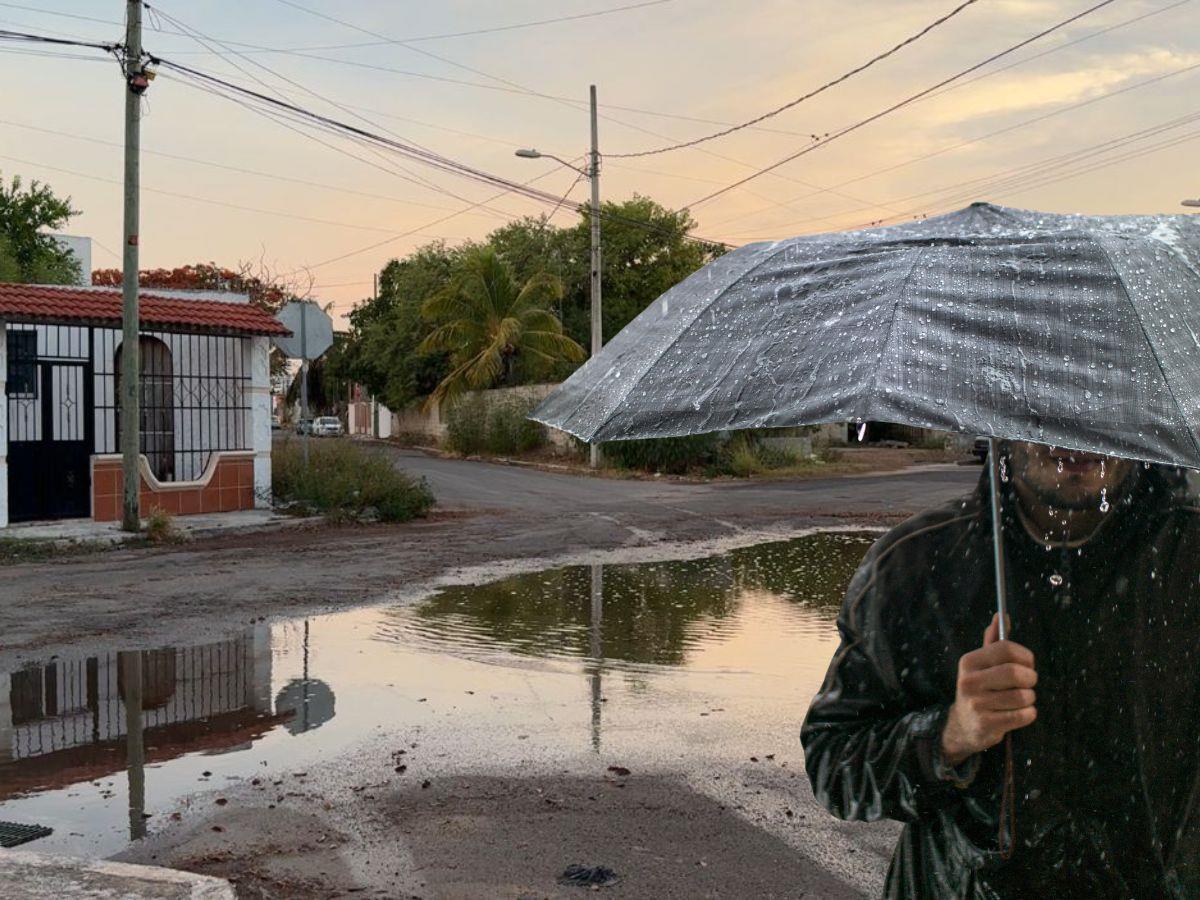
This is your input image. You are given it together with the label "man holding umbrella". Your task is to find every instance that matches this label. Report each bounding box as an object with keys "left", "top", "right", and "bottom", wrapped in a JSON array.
[
  {"left": 801, "top": 442, "right": 1200, "bottom": 897},
  {"left": 531, "top": 202, "right": 1200, "bottom": 897}
]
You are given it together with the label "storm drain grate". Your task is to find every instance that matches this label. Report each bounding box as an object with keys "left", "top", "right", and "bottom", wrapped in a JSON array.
[{"left": 0, "top": 820, "right": 53, "bottom": 848}]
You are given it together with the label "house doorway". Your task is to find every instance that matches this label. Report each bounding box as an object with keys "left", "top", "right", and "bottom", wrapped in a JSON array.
[{"left": 6, "top": 326, "right": 94, "bottom": 522}]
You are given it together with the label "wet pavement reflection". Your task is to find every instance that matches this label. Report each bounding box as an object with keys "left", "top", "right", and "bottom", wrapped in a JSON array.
[{"left": 0, "top": 530, "right": 874, "bottom": 859}]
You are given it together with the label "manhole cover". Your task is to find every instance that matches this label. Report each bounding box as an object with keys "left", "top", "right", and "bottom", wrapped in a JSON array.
[{"left": 0, "top": 820, "right": 53, "bottom": 848}]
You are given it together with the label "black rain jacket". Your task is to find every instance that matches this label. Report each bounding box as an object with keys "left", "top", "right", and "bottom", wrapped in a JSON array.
[{"left": 801, "top": 466, "right": 1200, "bottom": 898}]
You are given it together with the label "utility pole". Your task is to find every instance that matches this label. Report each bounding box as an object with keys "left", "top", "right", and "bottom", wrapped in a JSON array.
[
  {"left": 514, "top": 86, "right": 604, "bottom": 467},
  {"left": 588, "top": 84, "right": 602, "bottom": 469},
  {"left": 300, "top": 302, "right": 309, "bottom": 468},
  {"left": 120, "top": 0, "right": 146, "bottom": 532}
]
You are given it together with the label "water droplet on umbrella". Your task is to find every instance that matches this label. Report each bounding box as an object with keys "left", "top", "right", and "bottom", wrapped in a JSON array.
[
  {"left": 1100, "top": 487, "right": 1110, "bottom": 513},
  {"left": 855, "top": 421, "right": 867, "bottom": 442},
  {"left": 1049, "top": 573, "right": 1064, "bottom": 587},
  {"left": 1057, "top": 458, "right": 1064, "bottom": 474}
]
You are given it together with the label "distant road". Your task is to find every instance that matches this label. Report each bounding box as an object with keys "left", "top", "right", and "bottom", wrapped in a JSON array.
[{"left": 388, "top": 446, "right": 979, "bottom": 520}]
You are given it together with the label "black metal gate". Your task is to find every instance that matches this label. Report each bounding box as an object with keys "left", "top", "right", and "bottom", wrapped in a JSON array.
[{"left": 6, "top": 326, "right": 94, "bottom": 522}]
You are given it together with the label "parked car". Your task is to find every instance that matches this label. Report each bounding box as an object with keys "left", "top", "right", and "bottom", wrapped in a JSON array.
[
  {"left": 271, "top": 414, "right": 282, "bottom": 430},
  {"left": 295, "top": 418, "right": 312, "bottom": 436},
  {"left": 312, "top": 416, "right": 344, "bottom": 437}
]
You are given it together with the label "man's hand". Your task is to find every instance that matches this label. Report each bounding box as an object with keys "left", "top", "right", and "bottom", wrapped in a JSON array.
[{"left": 940, "top": 614, "right": 1037, "bottom": 766}]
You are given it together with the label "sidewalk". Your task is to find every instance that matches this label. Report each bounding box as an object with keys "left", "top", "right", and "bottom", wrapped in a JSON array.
[
  {"left": 3, "top": 509, "right": 317, "bottom": 546},
  {"left": 0, "top": 850, "right": 233, "bottom": 899}
]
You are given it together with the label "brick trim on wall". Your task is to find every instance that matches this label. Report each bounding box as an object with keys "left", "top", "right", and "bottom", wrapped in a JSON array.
[{"left": 91, "top": 452, "right": 256, "bottom": 521}]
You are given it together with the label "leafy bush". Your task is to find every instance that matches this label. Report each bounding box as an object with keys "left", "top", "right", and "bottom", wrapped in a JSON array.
[
  {"left": 445, "top": 393, "right": 546, "bottom": 456},
  {"left": 603, "top": 433, "right": 724, "bottom": 474},
  {"left": 444, "top": 393, "right": 489, "bottom": 455},
  {"left": 273, "top": 438, "right": 434, "bottom": 523},
  {"left": 486, "top": 399, "right": 546, "bottom": 455}
]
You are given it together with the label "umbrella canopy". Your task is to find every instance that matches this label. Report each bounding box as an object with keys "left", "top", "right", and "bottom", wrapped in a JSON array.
[{"left": 533, "top": 203, "right": 1200, "bottom": 469}]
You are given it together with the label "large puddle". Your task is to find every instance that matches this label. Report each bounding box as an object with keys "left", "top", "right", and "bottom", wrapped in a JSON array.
[{"left": 0, "top": 531, "right": 874, "bottom": 858}]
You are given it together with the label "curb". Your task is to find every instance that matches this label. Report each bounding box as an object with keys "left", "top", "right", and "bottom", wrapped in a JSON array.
[{"left": 0, "top": 849, "right": 234, "bottom": 899}]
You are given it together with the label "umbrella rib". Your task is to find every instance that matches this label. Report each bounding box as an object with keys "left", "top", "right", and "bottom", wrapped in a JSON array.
[
  {"left": 864, "top": 245, "right": 927, "bottom": 420},
  {"left": 1095, "top": 238, "right": 1200, "bottom": 464},
  {"left": 588, "top": 241, "right": 799, "bottom": 442}
]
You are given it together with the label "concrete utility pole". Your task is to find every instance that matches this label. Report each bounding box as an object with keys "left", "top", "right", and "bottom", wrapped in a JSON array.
[
  {"left": 120, "top": 0, "right": 145, "bottom": 532},
  {"left": 515, "top": 85, "right": 605, "bottom": 468},
  {"left": 588, "top": 84, "right": 603, "bottom": 469},
  {"left": 300, "top": 303, "right": 310, "bottom": 468}
]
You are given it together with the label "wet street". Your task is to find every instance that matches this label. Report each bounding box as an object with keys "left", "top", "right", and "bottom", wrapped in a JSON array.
[
  {"left": 0, "top": 531, "right": 900, "bottom": 898},
  {"left": 0, "top": 448, "right": 978, "bottom": 672}
]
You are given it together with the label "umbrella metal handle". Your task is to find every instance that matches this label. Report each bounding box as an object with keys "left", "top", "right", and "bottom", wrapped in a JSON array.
[
  {"left": 986, "top": 436, "right": 1017, "bottom": 859},
  {"left": 987, "top": 437, "right": 1009, "bottom": 641}
]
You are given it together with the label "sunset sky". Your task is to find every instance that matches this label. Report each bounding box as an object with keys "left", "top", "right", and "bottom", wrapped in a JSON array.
[{"left": 2, "top": 0, "right": 1197, "bottom": 321}]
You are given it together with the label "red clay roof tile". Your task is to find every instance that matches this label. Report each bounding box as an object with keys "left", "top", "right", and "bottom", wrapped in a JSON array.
[{"left": 0, "top": 283, "right": 290, "bottom": 336}]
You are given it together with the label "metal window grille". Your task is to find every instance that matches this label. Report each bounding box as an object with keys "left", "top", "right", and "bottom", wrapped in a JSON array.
[
  {"left": 94, "top": 329, "right": 251, "bottom": 482},
  {"left": 5, "top": 324, "right": 92, "bottom": 444}
]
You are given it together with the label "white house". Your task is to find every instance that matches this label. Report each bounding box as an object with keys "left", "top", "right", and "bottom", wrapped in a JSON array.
[{"left": 0, "top": 283, "right": 288, "bottom": 527}]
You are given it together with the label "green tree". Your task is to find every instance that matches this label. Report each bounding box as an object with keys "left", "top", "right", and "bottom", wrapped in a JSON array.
[
  {"left": 487, "top": 197, "right": 723, "bottom": 371},
  {"left": 564, "top": 196, "right": 724, "bottom": 351},
  {"left": 419, "top": 247, "right": 583, "bottom": 408},
  {"left": 335, "top": 194, "right": 721, "bottom": 411},
  {"left": 0, "top": 174, "right": 82, "bottom": 284},
  {"left": 333, "top": 241, "right": 462, "bottom": 411}
]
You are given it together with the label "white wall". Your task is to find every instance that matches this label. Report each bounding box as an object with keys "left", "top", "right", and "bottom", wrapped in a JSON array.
[{"left": 49, "top": 234, "right": 91, "bottom": 286}]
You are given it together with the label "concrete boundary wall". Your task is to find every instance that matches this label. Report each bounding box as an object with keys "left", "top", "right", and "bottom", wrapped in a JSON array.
[{"left": 392, "top": 383, "right": 575, "bottom": 452}]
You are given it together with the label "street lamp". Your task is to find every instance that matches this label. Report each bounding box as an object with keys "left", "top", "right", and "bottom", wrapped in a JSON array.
[{"left": 516, "top": 84, "right": 602, "bottom": 469}]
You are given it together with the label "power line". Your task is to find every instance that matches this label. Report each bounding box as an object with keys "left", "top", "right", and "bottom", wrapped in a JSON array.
[
  {"left": 0, "top": 44, "right": 111, "bottom": 63},
  {"left": 250, "top": 0, "right": 672, "bottom": 48},
  {"left": 149, "top": 53, "right": 734, "bottom": 248},
  {"left": 609, "top": 0, "right": 983, "bottom": 158},
  {"left": 0, "top": 26, "right": 117, "bottom": 52},
  {"left": 0, "top": 118, "right": 519, "bottom": 222},
  {"left": 732, "top": 109, "right": 1200, "bottom": 240},
  {"left": 683, "top": 0, "right": 1121, "bottom": 210},
  {"left": 145, "top": 3, "right": 501, "bottom": 219},
  {"left": 709, "top": 56, "right": 1200, "bottom": 233},
  {"left": 0, "top": 152, "right": 465, "bottom": 237},
  {"left": 906, "top": 0, "right": 1193, "bottom": 110}
]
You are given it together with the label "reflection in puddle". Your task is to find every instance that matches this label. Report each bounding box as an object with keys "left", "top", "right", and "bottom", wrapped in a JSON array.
[
  {"left": 0, "top": 531, "right": 874, "bottom": 857},
  {"left": 384, "top": 531, "right": 871, "bottom": 667}
]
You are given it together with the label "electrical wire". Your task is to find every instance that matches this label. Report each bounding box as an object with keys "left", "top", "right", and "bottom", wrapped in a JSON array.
[
  {"left": 149, "top": 54, "right": 733, "bottom": 248},
  {"left": 144, "top": 3, "right": 493, "bottom": 216},
  {"left": 546, "top": 172, "right": 587, "bottom": 221},
  {"left": 254, "top": 0, "right": 887, "bottom": 220},
  {"left": 609, "top": 0, "right": 983, "bottom": 158},
  {"left": 238, "top": 0, "right": 672, "bottom": 49},
  {"left": 0, "top": 26, "right": 117, "bottom": 52},
  {"left": 0, "top": 152, "right": 463, "bottom": 237},
  {"left": 683, "top": 0, "right": 1121, "bottom": 210},
  {"left": 730, "top": 109, "right": 1200, "bottom": 240},
  {"left": 907, "top": 0, "right": 1192, "bottom": 109},
  {"left": 0, "top": 118, "right": 519, "bottom": 222},
  {"left": 708, "top": 56, "right": 1200, "bottom": 233}
]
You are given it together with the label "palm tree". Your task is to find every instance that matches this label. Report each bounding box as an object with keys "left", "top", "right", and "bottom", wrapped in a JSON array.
[{"left": 419, "top": 247, "right": 585, "bottom": 408}]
